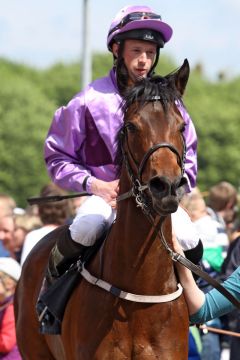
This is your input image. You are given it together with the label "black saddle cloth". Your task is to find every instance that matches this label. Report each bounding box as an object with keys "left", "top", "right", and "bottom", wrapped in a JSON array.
[{"left": 36, "top": 235, "right": 105, "bottom": 335}]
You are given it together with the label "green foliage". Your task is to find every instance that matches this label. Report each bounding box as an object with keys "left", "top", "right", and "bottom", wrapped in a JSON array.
[
  {"left": 185, "top": 73, "right": 240, "bottom": 191},
  {"left": 92, "top": 52, "right": 113, "bottom": 79},
  {"left": 0, "top": 59, "right": 56, "bottom": 206},
  {"left": 0, "top": 54, "right": 240, "bottom": 207},
  {"left": 40, "top": 62, "right": 81, "bottom": 107},
  {"left": 155, "top": 55, "right": 178, "bottom": 76}
]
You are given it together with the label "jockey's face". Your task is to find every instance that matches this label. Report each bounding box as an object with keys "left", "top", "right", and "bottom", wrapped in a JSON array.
[{"left": 113, "top": 39, "right": 157, "bottom": 83}]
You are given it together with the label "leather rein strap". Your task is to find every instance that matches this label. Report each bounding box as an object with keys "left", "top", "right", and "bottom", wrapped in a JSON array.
[
  {"left": 153, "top": 216, "right": 240, "bottom": 310},
  {"left": 172, "top": 253, "right": 240, "bottom": 309}
]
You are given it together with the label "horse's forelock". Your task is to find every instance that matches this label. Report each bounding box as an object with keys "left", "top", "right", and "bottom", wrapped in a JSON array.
[{"left": 122, "top": 75, "right": 180, "bottom": 114}]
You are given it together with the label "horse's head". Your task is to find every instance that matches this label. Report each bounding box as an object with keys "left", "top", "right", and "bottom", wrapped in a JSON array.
[{"left": 120, "top": 59, "right": 190, "bottom": 216}]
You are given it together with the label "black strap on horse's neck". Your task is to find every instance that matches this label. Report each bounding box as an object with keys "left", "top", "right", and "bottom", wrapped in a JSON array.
[{"left": 152, "top": 215, "right": 240, "bottom": 310}]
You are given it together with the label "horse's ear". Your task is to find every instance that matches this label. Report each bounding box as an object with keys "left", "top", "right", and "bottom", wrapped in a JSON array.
[{"left": 175, "top": 59, "right": 190, "bottom": 96}]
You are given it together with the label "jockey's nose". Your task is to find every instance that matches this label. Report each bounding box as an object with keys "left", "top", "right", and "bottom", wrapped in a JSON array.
[{"left": 138, "top": 52, "right": 147, "bottom": 63}]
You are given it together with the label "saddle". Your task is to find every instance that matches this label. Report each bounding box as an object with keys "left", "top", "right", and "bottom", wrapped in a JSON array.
[{"left": 36, "top": 235, "right": 106, "bottom": 335}]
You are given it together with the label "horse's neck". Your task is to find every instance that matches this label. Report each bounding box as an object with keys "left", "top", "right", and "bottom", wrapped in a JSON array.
[
  {"left": 115, "top": 200, "right": 170, "bottom": 263},
  {"left": 100, "top": 194, "right": 177, "bottom": 294}
]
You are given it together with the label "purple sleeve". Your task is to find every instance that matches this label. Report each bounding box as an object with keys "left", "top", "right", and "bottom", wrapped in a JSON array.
[
  {"left": 177, "top": 102, "right": 198, "bottom": 192},
  {"left": 44, "top": 96, "right": 94, "bottom": 192}
]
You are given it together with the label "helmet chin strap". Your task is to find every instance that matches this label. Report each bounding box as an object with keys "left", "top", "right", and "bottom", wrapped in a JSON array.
[{"left": 148, "top": 48, "right": 160, "bottom": 76}]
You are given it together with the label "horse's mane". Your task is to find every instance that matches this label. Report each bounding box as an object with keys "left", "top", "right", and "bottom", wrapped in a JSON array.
[{"left": 122, "top": 72, "right": 182, "bottom": 113}]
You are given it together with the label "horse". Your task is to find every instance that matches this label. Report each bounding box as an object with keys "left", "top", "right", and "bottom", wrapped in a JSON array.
[{"left": 15, "top": 59, "right": 190, "bottom": 360}]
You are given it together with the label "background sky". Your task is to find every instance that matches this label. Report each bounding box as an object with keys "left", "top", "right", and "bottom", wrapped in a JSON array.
[{"left": 1, "top": 0, "right": 239, "bottom": 80}]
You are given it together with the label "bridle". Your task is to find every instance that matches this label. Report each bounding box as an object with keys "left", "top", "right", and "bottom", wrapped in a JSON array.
[
  {"left": 117, "top": 114, "right": 186, "bottom": 215},
  {"left": 117, "top": 105, "right": 186, "bottom": 243}
]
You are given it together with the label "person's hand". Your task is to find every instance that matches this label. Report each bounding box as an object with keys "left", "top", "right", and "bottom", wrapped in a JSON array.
[
  {"left": 171, "top": 232, "right": 187, "bottom": 279},
  {"left": 91, "top": 179, "right": 119, "bottom": 208},
  {"left": 172, "top": 232, "right": 185, "bottom": 257}
]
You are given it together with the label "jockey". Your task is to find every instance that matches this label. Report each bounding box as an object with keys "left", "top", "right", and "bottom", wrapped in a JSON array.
[{"left": 44, "top": 5, "right": 203, "bottom": 283}]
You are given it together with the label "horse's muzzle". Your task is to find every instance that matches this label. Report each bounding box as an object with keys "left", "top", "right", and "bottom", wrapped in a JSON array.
[{"left": 148, "top": 175, "right": 187, "bottom": 214}]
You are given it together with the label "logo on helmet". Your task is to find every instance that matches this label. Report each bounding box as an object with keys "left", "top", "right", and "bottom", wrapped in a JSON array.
[{"left": 143, "top": 34, "right": 154, "bottom": 41}]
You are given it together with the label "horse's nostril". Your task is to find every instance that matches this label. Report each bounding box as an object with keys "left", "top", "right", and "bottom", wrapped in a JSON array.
[
  {"left": 178, "top": 176, "right": 188, "bottom": 188},
  {"left": 149, "top": 176, "right": 170, "bottom": 195}
]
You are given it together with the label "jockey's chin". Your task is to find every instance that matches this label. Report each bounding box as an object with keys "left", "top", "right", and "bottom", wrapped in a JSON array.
[{"left": 129, "top": 70, "right": 148, "bottom": 83}]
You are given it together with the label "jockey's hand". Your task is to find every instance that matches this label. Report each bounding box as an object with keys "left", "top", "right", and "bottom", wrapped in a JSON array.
[{"left": 91, "top": 179, "right": 119, "bottom": 209}]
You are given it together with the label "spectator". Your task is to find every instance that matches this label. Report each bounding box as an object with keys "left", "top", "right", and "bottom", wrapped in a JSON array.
[
  {"left": 20, "top": 183, "right": 72, "bottom": 265},
  {"left": 182, "top": 188, "right": 228, "bottom": 273},
  {"left": 0, "top": 195, "right": 17, "bottom": 258},
  {"left": 0, "top": 257, "right": 21, "bottom": 359},
  {"left": 14, "top": 213, "right": 42, "bottom": 263},
  {"left": 207, "top": 181, "right": 238, "bottom": 250},
  {"left": 0, "top": 216, "right": 16, "bottom": 260}
]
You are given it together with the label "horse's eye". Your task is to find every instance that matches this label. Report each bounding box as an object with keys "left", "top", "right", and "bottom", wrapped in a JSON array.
[
  {"left": 125, "top": 122, "right": 137, "bottom": 133},
  {"left": 180, "top": 123, "right": 185, "bottom": 133}
]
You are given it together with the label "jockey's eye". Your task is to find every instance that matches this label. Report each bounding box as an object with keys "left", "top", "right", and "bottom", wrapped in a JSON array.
[{"left": 125, "top": 122, "right": 137, "bottom": 133}]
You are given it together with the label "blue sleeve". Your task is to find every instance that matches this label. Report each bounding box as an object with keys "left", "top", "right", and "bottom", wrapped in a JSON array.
[{"left": 190, "top": 267, "right": 240, "bottom": 323}]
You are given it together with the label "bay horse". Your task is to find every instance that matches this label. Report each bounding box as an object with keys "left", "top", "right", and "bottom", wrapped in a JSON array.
[{"left": 15, "top": 59, "right": 190, "bottom": 359}]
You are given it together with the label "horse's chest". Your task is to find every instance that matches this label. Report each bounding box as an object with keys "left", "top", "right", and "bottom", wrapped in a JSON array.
[
  {"left": 99, "top": 305, "right": 188, "bottom": 360},
  {"left": 100, "top": 330, "right": 180, "bottom": 360},
  {"left": 99, "top": 329, "right": 159, "bottom": 359}
]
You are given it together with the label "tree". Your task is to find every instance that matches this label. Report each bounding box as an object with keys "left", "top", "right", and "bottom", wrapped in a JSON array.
[
  {"left": 0, "top": 62, "right": 56, "bottom": 206},
  {"left": 185, "top": 74, "right": 240, "bottom": 191}
]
